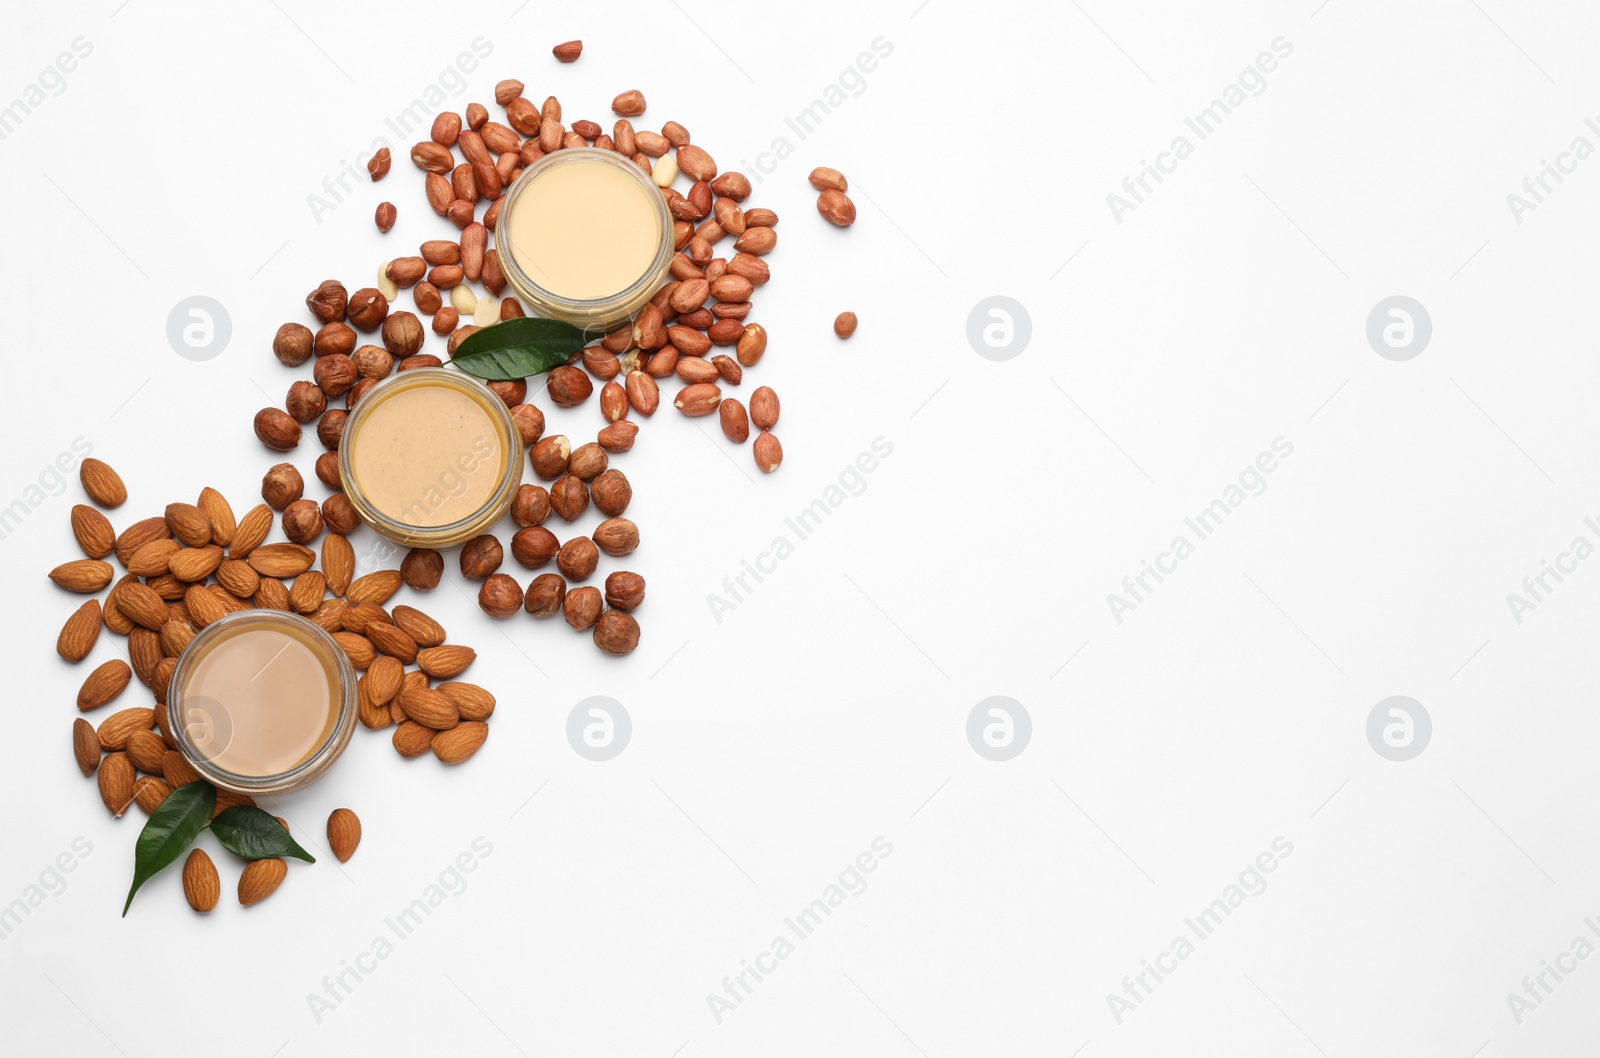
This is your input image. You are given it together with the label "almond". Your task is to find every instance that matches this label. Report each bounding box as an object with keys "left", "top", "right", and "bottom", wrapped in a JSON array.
[
  {"left": 126, "top": 538, "right": 180, "bottom": 577},
  {"left": 416, "top": 644, "right": 476, "bottom": 679},
  {"left": 78, "top": 660, "right": 131, "bottom": 711},
  {"left": 184, "top": 583, "right": 229, "bottom": 628},
  {"left": 398, "top": 687, "right": 459, "bottom": 729},
  {"left": 183, "top": 849, "right": 220, "bottom": 912},
  {"left": 248, "top": 543, "right": 316, "bottom": 578},
  {"left": 57, "top": 600, "right": 102, "bottom": 662},
  {"left": 133, "top": 776, "right": 171, "bottom": 814},
  {"left": 163, "top": 750, "right": 202, "bottom": 789},
  {"left": 80, "top": 458, "right": 127, "bottom": 508},
  {"left": 98, "top": 752, "right": 134, "bottom": 815},
  {"left": 365, "top": 655, "right": 404, "bottom": 704},
  {"left": 230, "top": 504, "right": 273, "bottom": 558},
  {"left": 164, "top": 502, "right": 213, "bottom": 547},
  {"left": 392, "top": 721, "right": 436, "bottom": 758},
  {"left": 168, "top": 544, "right": 224, "bottom": 583},
  {"left": 340, "top": 601, "right": 390, "bottom": 634},
  {"left": 392, "top": 606, "right": 446, "bottom": 647},
  {"left": 70, "top": 504, "right": 115, "bottom": 558},
  {"left": 432, "top": 722, "right": 488, "bottom": 764},
  {"left": 116, "top": 582, "right": 170, "bottom": 630},
  {"left": 49, "top": 559, "right": 113, "bottom": 593},
  {"left": 114, "top": 516, "right": 171, "bottom": 565},
  {"left": 97, "top": 707, "right": 154, "bottom": 750},
  {"left": 289, "top": 570, "right": 326, "bottom": 614},
  {"left": 213, "top": 788, "right": 256, "bottom": 819},
  {"left": 327, "top": 808, "right": 361, "bottom": 863},
  {"left": 197, "top": 487, "right": 236, "bottom": 546},
  {"left": 160, "top": 617, "right": 196, "bottom": 658},
  {"left": 438, "top": 682, "right": 496, "bottom": 722},
  {"left": 125, "top": 729, "right": 167, "bottom": 773},
  {"left": 238, "top": 858, "right": 288, "bottom": 906},
  {"left": 346, "top": 569, "right": 403, "bottom": 606},
  {"left": 72, "top": 718, "right": 99, "bottom": 776},
  {"left": 333, "top": 631, "right": 376, "bottom": 670},
  {"left": 215, "top": 558, "right": 260, "bottom": 598},
  {"left": 366, "top": 621, "right": 419, "bottom": 664},
  {"left": 311, "top": 598, "right": 347, "bottom": 632},
  {"left": 129, "top": 628, "right": 162, "bottom": 686}
]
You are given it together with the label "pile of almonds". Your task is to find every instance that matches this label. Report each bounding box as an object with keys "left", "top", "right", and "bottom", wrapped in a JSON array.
[
  {"left": 54, "top": 460, "right": 499, "bottom": 822},
  {"left": 257, "top": 65, "right": 823, "bottom": 656}
]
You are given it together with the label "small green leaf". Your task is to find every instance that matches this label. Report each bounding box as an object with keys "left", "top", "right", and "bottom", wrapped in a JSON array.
[
  {"left": 449, "top": 316, "right": 593, "bottom": 381},
  {"left": 210, "top": 805, "right": 316, "bottom": 863},
  {"left": 124, "top": 781, "right": 216, "bottom": 916}
]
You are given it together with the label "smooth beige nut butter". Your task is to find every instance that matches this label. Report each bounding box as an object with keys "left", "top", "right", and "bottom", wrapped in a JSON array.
[
  {"left": 347, "top": 382, "right": 506, "bottom": 527},
  {"left": 178, "top": 618, "right": 340, "bottom": 777},
  {"left": 505, "top": 156, "right": 662, "bottom": 299}
]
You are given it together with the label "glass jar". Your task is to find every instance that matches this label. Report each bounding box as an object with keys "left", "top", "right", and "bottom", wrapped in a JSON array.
[
  {"left": 495, "top": 147, "right": 675, "bottom": 333},
  {"left": 165, "top": 610, "right": 359, "bottom": 796},
  {"left": 337, "top": 368, "right": 524, "bottom": 548}
]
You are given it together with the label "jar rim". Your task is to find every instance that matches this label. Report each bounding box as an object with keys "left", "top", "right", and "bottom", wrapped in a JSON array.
[
  {"left": 336, "top": 368, "right": 525, "bottom": 547},
  {"left": 494, "top": 146, "right": 674, "bottom": 329},
  {"left": 165, "top": 609, "right": 358, "bottom": 795}
]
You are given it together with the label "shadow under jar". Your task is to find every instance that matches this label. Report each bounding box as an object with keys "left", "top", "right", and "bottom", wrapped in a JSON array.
[
  {"left": 495, "top": 147, "right": 674, "bottom": 333},
  {"left": 337, "top": 368, "right": 524, "bottom": 548},
  {"left": 165, "top": 609, "right": 358, "bottom": 795}
]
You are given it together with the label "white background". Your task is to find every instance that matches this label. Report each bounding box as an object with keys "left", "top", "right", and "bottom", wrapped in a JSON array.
[{"left": 3, "top": 1, "right": 1598, "bottom": 1055}]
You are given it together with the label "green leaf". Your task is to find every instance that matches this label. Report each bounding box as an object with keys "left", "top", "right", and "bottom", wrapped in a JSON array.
[
  {"left": 449, "top": 317, "right": 593, "bottom": 381},
  {"left": 124, "top": 781, "right": 216, "bottom": 916},
  {"left": 210, "top": 805, "right": 316, "bottom": 864}
]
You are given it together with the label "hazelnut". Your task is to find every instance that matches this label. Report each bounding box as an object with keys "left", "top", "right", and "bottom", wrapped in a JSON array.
[
  {"left": 399, "top": 354, "right": 443, "bottom": 371},
  {"left": 306, "top": 279, "right": 348, "bottom": 323},
  {"left": 563, "top": 585, "right": 603, "bottom": 630},
  {"left": 568, "top": 442, "right": 608, "bottom": 481},
  {"left": 593, "top": 610, "right": 640, "bottom": 655},
  {"left": 597, "top": 421, "right": 638, "bottom": 453},
  {"left": 590, "top": 469, "right": 631, "bottom": 517},
  {"left": 282, "top": 499, "right": 324, "bottom": 544},
  {"left": 524, "top": 573, "right": 567, "bottom": 617},
  {"left": 274, "top": 323, "right": 314, "bottom": 367},
  {"left": 509, "top": 404, "right": 545, "bottom": 446},
  {"left": 487, "top": 380, "right": 526, "bottom": 407},
  {"left": 381, "top": 311, "right": 424, "bottom": 357},
  {"left": 530, "top": 435, "right": 570, "bottom": 479},
  {"left": 510, "top": 484, "right": 550, "bottom": 527},
  {"left": 314, "top": 321, "right": 356, "bottom": 358},
  {"left": 557, "top": 536, "right": 599, "bottom": 581},
  {"left": 478, "top": 573, "right": 522, "bottom": 619},
  {"left": 314, "top": 451, "right": 342, "bottom": 490},
  {"left": 261, "top": 463, "right": 304, "bottom": 510},
  {"left": 460, "top": 535, "right": 503, "bottom": 579},
  {"left": 546, "top": 365, "right": 593, "bottom": 407},
  {"left": 346, "top": 378, "right": 376, "bottom": 409},
  {"left": 446, "top": 325, "right": 480, "bottom": 355},
  {"left": 549, "top": 475, "right": 589, "bottom": 522},
  {"left": 346, "top": 287, "right": 389, "bottom": 331},
  {"left": 604, "top": 571, "right": 645, "bottom": 611},
  {"left": 402, "top": 548, "right": 443, "bottom": 590},
  {"left": 322, "top": 493, "right": 361, "bottom": 535},
  {"left": 314, "top": 354, "right": 358, "bottom": 398},
  {"left": 592, "top": 517, "right": 639, "bottom": 557},
  {"left": 510, "top": 526, "right": 560, "bottom": 568},
  {"left": 352, "top": 344, "right": 394, "bottom": 380},
  {"left": 286, "top": 380, "right": 327, "bottom": 423},
  {"left": 254, "top": 408, "right": 302, "bottom": 452},
  {"left": 317, "top": 409, "right": 349, "bottom": 450}
]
